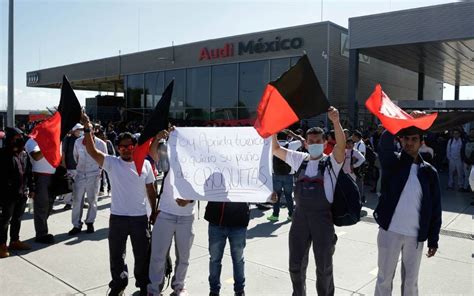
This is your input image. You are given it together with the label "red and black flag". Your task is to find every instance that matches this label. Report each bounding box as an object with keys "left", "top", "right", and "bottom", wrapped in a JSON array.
[
  {"left": 29, "top": 75, "right": 82, "bottom": 167},
  {"left": 365, "top": 84, "right": 474, "bottom": 135},
  {"left": 133, "top": 80, "right": 174, "bottom": 175},
  {"left": 254, "top": 55, "right": 330, "bottom": 138}
]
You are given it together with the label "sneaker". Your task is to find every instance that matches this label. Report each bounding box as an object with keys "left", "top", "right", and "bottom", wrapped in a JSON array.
[
  {"left": 9, "top": 240, "right": 32, "bottom": 251},
  {"left": 287, "top": 216, "right": 292, "bottom": 221},
  {"left": 0, "top": 244, "right": 10, "bottom": 258},
  {"left": 63, "top": 204, "right": 72, "bottom": 211},
  {"left": 266, "top": 215, "right": 279, "bottom": 222},
  {"left": 86, "top": 223, "right": 95, "bottom": 233},
  {"left": 68, "top": 227, "right": 82, "bottom": 236},
  {"left": 35, "top": 234, "right": 55, "bottom": 244},
  {"left": 108, "top": 287, "right": 125, "bottom": 296}
]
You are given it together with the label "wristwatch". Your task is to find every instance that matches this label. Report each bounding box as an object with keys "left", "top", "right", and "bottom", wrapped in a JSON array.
[{"left": 84, "top": 127, "right": 91, "bottom": 133}]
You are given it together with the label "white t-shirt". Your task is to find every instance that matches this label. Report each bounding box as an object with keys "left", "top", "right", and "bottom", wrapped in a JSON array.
[
  {"left": 159, "top": 175, "right": 195, "bottom": 216},
  {"left": 277, "top": 139, "right": 303, "bottom": 174},
  {"left": 388, "top": 164, "right": 422, "bottom": 237},
  {"left": 285, "top": 150, "right": 343, "bottom": 203},
  {"left": 343, "top": 148, "right": 365, "bottom": 181},
  {"left": 103, "top": 155, "right": 155, "bottom": 216},
  {"left": 74, "top": 136, "right": 107, "bottom": 175},
  {"left": 25, "top": 138, "right": 56, "bottom": 174},
  {"left": 355, "top": 140, "right": 366, "bottom": 156}
]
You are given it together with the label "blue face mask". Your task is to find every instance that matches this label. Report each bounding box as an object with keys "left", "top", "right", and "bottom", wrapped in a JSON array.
[{"left": 308, "top": 143, "right": 324, "bottom": 158}]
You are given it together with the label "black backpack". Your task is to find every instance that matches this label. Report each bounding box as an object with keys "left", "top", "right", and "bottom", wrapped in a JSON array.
[{"left": 321, "top": 156, "right": 362, "bottom": 227}]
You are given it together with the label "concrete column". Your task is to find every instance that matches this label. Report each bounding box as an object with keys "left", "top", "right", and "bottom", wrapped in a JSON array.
[
  {"left": 348, "top": 49, "right": 359, "bottom": 129},
  {"left": 454, "top": 85, "right": 460, "bottom": 101},
  {"left": 417, "top": 72, "right": 425, "bottom": 101}
]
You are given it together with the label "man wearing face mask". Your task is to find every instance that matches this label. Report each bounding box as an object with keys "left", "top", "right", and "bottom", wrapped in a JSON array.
[
  {"left": 272, "top": 107, "right": 346, "bottom": 296},
  {"left": 68, "top": 122, "right": 107, "bottom": 235},
  {"left": 60, "top": 123, "right": 84, "bottom": 210},
  {"left": 0, "top": 127, "right": 33, "bottom": 258}
]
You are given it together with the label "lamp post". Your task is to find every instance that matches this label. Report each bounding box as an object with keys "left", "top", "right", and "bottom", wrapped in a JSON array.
[{"left": 7, "top": 0, "right": 14, "bottom": 127}]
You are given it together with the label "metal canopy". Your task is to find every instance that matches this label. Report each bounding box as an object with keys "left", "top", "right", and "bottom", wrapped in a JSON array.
[{"left": 349, "top": 1, "right": 474, "bottom": 86}]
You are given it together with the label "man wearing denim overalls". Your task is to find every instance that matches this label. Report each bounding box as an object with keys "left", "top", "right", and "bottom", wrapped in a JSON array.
[{"left": 272, "top": 107, "right": 346, "bottom": 296}]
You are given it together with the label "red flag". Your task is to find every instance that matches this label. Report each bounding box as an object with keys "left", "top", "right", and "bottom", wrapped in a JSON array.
[
  {"left": 29, "top": 76, "right": 82, "bottom": 167},
  {"left": 254, "top": 55, "right": 329, "bottom": 138},
  {"left": 365, "top": 84, "right": 438, "bottom": 135},
  {"left": 29, "top": 112, "right": 62, "bottom": 167}
]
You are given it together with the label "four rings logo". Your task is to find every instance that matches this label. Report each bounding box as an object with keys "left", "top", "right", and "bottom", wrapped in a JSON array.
[{"left": 27, "top": 73, "right": 39, "bottom": 84}]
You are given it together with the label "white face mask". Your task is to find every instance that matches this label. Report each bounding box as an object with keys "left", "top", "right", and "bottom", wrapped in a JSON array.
[{"left": 308, "top": 143, "right": 324, "bottom": 158}]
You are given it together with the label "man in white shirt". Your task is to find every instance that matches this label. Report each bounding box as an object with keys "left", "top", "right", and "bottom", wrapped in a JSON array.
[
  {"left": 272, "top": 107, "right": 346, "bottom": 296},
  {"left": 81, "top": 114, "right": 165, "bottom": 296},
  {"left": 352, "top": 130, "right": 366, "bottom": 201},
  {"left": 446, "top": 129, "right": 464, "bottom": 190},
  {"left": 25, "top": 138, "right": 57, "bottom": 244},
  {"left": 68, "top": 131, "right": 107, "bottom": 235},
  {"left": 375, "top": 114, "right": 441, "bottom": 296},
  {"left": 148, "top": 130, "right": 196, "bottom": 296},
  {"left": 343, "top": 139, "right": 366, "bottom": 182}
]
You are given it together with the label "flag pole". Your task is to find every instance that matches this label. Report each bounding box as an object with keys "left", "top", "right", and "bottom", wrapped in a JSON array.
[{"left": 7, "top": 0, "right": 14, "bottom": 127}]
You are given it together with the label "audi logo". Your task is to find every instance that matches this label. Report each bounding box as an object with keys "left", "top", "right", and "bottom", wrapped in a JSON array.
[{"left": 27, "top": 73, "right": 39, "bottom": 84}]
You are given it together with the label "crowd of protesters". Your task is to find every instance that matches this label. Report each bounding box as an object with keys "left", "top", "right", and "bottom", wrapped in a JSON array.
[{"left": 0, "top": 110, "right": 472, "bottom": 296}]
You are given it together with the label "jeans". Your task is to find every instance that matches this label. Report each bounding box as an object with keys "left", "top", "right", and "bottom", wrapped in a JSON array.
[
  {"left": 208, "top": 223, "right": 246, "bottom": 294},
  {"left": 272, "top": 174, "right": 294, "bottom": 217}
]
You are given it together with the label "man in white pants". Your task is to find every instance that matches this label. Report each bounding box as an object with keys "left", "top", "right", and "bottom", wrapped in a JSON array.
[
  {"left": 447, "top": 129, "right": 464, "bottom": 190},
  {"left": 148, "top": 131, "right": 196, "bottom": 296},
  {"left": 375, "top": 117, "right": 441, "bottom": 296},
  {"left": 68, "top": 131, "right": 107, "bottom": 235}
]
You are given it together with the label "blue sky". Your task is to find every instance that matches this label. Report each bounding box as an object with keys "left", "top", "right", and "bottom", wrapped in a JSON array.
[{"left": 0, "top": 0, "right": 472, "bottom": 110}]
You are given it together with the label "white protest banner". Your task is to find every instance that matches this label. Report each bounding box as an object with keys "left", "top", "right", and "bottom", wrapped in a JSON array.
[{"left": 165, "top": 127, "right": 273, "bottom": 202}]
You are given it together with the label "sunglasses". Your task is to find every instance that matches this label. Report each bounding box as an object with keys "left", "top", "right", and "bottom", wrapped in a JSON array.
[{"left": 118, "top": 144, "right": 135, "bottom": 150}]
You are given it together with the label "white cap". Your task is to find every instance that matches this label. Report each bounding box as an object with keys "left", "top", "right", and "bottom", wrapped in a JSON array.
[{"left": 72, "top": 123, "right": 84, "bottom": 131}]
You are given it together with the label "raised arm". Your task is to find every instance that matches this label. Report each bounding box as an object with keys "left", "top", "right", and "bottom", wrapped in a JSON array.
[
  {"left": 149, "top": 129, "right": 171, "bottom": 163},
  {"left": 328, "top": 107, "right": 346, "bottom": 164},
  {"left": 82, "top": 114, "right": 105, "bottom": 167}
]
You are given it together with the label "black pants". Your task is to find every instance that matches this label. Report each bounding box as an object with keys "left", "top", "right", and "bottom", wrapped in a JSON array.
[
  {"left": 108, "top": 214, "right": 150, "bottom": 290},
  {"left": 33, "top": 175, "right": 56, "bottom": 237},
  {"left": 0, "top": 195, "right": 27, "bottom": 244}
]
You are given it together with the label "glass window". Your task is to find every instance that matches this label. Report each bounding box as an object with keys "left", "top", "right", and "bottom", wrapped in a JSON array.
[
  {"left": 144, "top": 72, "right": 164, "bottom": 108},
  {"left": 270, "top": 58, "right": 290, "bottom": 81},
  {"left": 186, "top": 67, "right": 210, "bottom": 108},
  {"left": 290, "top": 56, "right": 301, "bottom": 67},
  {"left": 126, "top": 74, "right": 144, "bottom": 109},
  {"left": 210, "top": 108, "right": 237, "bottom": 121},
  {"left": 211, "top": 64, "right": 238, "bottom": 108},
  {"left": 238, "top": 60, "right": 269, "bottom": 109},
  {"left": 238, "top": 108, "right": 256, "bottom": 120},
  {"left": 185, "top": 108, "right": 210, "bottom": 121},
  {"left": 165, "top": 70, "right": 186, "bottom": 109}
]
